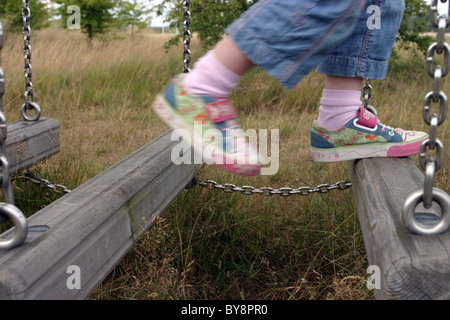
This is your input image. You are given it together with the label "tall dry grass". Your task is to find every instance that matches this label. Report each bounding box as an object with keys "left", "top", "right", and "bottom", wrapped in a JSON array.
[{"left": 0, "top": 27, "right": 448, "bottom": 300}]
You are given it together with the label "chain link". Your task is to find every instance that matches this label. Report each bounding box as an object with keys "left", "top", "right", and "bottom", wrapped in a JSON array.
[
  {"left": 19, "top": 169, "right": 72, "bottom": 194},
  {"left": 0, "top": 21, "right": 28, "bottom": 249},
  {"left": 182, "top": 0, "right": 192, "bottom": 73},
  {"left": 362, "top": 78, "right": 379, "bottom": 117},
  {"left": 21, "top": 0, "right": 41, "bottom": 122},
  {"left": 403, "top": 0, "right": 450, "bottom": 235},
  {"left": 420, "top": 0, "right": 448, "bottom": 207},
  {"left": 180, "top": 0, "right": 351, "bottom": 198},
  {"left": 191, "top": 178, "right": 352, "bottom": 197},
  {"left": 362, "top": 78, "right": 372, "bottom": 109},
  {"left": 0, "top": 21, "right": 13, "bottom": 205}
]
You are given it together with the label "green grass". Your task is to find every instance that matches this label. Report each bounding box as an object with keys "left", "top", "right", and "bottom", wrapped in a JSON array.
[{"left": 1, "top": 27, "right": 448, "bottom": 300}]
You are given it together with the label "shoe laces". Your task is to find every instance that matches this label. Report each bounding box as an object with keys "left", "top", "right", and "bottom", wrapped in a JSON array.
[
  {"left": 365, "top": 106, "right": 395, "bottom": 135},
  {"left": 378, "top": 119, "right": 395, "bottom": 135}
]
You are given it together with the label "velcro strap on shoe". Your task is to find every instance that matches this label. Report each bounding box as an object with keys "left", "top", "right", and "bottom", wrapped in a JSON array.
[
  {"left": 205, "top": 99, "right": 237, "bottom": 123},
  {"left": 356, "top": 107, "right": 378, "bottom": 129}
]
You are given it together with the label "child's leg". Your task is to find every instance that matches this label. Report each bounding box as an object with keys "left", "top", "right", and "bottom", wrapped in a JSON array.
[
  {"left": 153, "top": 0, "right": 366, "bottom": 175},
  {"left": 182, "top": 36, "right": 254, "bottom": 98},
  {"left": 316, "top": 0, "right": 407, "bottom": 131},
  {"left": 213, "top": 36, "right": 255, "bottom": 76},
  {"left": 317, "top": 76, "right": 363, "bottom": 130},
  {"left": 310, "top": 0, "right": 428, "bottom": 162}
]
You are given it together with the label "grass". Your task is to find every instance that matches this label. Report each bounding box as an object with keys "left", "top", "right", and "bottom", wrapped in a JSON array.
[{"left": 1, "top": 27, "right": 449, "bottom": 300}]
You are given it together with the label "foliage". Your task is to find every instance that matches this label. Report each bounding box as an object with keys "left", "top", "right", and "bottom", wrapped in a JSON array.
[
  {"left": 397, "top": 0, "right": 434, "bottom": 55},
  {"left": 116, "top": 0, "right": 152, "bottom": 37},
  {"left": 56, "top": 0, "right": 118, "bottom": 43},
  {"left": 0, "top": 0, "right": 50, "bottom": 32},
  {"left": 156, "top": 0, "right": 257, "bottom": 51}
]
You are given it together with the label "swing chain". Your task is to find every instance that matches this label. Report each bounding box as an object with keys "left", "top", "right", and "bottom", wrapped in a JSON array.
[
  {"left": 402, "top": 0, "right": 450, "bottom": 235},
  {"left": 21, "top": 0, "right": 41, "bottom": 122},
  {"left": 0, "top": 21, "right": 28, "bottom": 250},
  {"left": 191, "top": 178, "right": 352, "bottom": 196},
  {"left": 180, "top": 0, "right": 353, "bottom": 197},
  {"left": 19, "top": 169, "right": 72, "bottom": 194},
  {"left": 363, "top": 79, "right": 372, "bottom": 109},
  {"left": 182, "top": 0, "right": 192, "bottom": 73},
  {"left": 0, "top": 21, "right": 12, "bottom": 204}
]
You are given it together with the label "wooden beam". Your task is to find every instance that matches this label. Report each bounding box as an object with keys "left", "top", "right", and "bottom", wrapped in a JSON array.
[
  {"left": 0, "top": 130, "right": 201, "bottom": 300},
  {"left": 348, "top": 158, "right": 450, "bottom": 300},
  {"left": 5, "top": 118, "right": 61, "bottom": 176}
]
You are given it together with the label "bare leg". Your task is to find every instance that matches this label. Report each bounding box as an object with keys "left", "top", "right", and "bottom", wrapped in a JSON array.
[
  {"left": 324, "top": 75, "right": 363, "bottom": 90},
  {"left": 213, "top": 35, "right": 255, "bottom": 76}
]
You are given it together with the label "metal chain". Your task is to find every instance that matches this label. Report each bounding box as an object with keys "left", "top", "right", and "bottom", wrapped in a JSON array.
[
  {"left": 363, "top": 79, "right": 372, "bottom": 109},
  {"left": 191, "top": 179, "right": 352, "bottom": 196},
  {"left": 0, "top": 21, "right": 28, "bottom": 250},
  {"left": 21, "top": 0, "right": 41, "bottom": 121},
  {"left": 362, "top": 78, "right": 379, "bottom": 116},
  {"left": 19, "top": 169, "right": 72, "bottom": 194},
  {"left": 0, "top": 22, "right": 13, "bottom": 205},
  {"left": 182, "top": 0, "right": 192, "bottom": 73},
  {"left": 180, "top": 1, "right": 351, "bottom": 197},
  {"left": 403, "top": 0, "right": 450, "bottom": 235}
]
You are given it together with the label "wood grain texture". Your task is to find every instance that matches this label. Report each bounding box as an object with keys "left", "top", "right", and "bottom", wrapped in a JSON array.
[
  {"left": 348, "top": 158, "right": 450, "bottom": 300},
  {"left": 0, "top": 130, "right": 201, "bottom": 300},
  {"left": 5, "top": 118, "right": 61, "bottom": 175}
]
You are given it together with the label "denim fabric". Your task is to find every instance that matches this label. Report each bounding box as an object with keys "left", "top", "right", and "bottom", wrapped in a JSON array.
[
  {"left": 225, "top": 0, "right": 404, "bottom": 89},
  {"left": 317, "top": 0, "right": 405, "bottom": 79}
]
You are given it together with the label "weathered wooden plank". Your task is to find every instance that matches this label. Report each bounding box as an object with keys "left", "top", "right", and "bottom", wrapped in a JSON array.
[
  {"left": 0, "top": 130, "right": 201, "bottom": 300},
  {"left": 348, "top": 158, "right": 450, "bottom": 300},
  {"left": 5, "top": 118, "right": 61, "bottom": 175}
]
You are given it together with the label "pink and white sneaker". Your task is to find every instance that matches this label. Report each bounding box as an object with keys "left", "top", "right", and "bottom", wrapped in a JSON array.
[
  {"left": 310, "top": 107, "right": 429, "bottom": 162},
  {"left": 152, "top": 75, "right": 262, "bottom": 176}
]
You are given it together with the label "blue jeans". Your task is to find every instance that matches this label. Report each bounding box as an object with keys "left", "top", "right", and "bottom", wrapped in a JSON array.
[{"left": 226, "top": 0, "right": 405, "bottom": 89}]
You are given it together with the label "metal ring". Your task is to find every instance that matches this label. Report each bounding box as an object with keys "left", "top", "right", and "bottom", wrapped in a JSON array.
[
  {"left": 21, "top": 101, "right": 41, "bottom": 121},
  {"left": 426, "top": 42, "right": 450, "bottom": 77},
  {"left": 428, "top": 114, "right": 439, "bottom": 149},
  {"left": 423, "top": 91, "right": 447, "bottom": 126},
  {"left": 424, "top": 160, "right": 436, "bottom": 209},
  {"left": 432, "top": 66, "right": 442, "bottom": 102},
  {"left": 419, "top": 138, "right": 444, "bottom": 171},
  {"left": 436, "top": 16, "right": 447, "bottom": 53},
  {"left": 0, "top": 155, "right": 9, "bottom": 189},
  {"left": 0, "top": 21, "right": 4, "bottom": 50},
  {"left": 0, "top": 203, "right": 27, "bottom": 250},
  {"left": 365, "top": 105, "right": 378, "bottom": 116},
  {"left": 403, "top": 188, "right": 450, "bottom": 235},
  {"left": 430, "top": 0, "right": 450, "bottom": 28}
]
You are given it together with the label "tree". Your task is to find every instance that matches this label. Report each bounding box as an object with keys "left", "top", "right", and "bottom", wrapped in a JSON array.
[
  {"left": 117, "top": 0, "right": 152, "bottom": 38},
  {"left": 397, "top": 0, "right": 434, "bottom": 55},
  {"left": 156, "top": 0, "right": 256, "bottom": 51},
  {"left": 0, "top": 0, "right": 50, "bottom": 32},
  {"left": 56, "top": 0, "right": 118, "bottom": 45}
]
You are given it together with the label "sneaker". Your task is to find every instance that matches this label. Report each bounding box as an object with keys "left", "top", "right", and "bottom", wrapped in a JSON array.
[
  {"left": 310, "top": 106, "right": 428, "bottom": 162},
  {"left": 152, "top": 74, "right": 262, "bottom": 176}
]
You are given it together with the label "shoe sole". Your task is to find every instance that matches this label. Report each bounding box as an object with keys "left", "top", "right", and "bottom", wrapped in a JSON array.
[
  {"left": 152, "top": 95, "right": 262, "bottom": 176},
  {"left": 310, "top": 138, "right": 427, "bottom": 163}
]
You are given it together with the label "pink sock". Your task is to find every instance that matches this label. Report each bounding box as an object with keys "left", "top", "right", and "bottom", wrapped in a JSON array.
[
  {"left": 317, "top": 89, "right": 362, "bottom": 130},
  {"left": 182, "top": 50, "right": 241, "bottom": 98}
]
